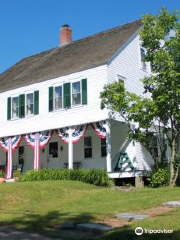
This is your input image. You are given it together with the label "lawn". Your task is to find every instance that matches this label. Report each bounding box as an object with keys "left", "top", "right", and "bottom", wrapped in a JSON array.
[{"left": 0, "top": 180, "right": 180, "bottom": 239}]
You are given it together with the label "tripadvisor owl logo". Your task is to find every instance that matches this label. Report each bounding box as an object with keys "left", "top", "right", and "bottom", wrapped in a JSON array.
[{"left": 135, "top": 227, "right": 143, "bottom": 235}]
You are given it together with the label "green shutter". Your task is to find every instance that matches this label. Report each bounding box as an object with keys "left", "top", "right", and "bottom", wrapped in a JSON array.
[
  {"left": 49, "top": 87, "right": 54, "bottom": 112},
  {"left": 82, "top": 78, "right": 87, "bottom": 105},
  {"left": 19, "top": 94, "right": 25, "bottom": 118},
  {"left": 7, "top": 97, "right": 11, "bottom": 120},
  {"left": 63, "top": 83, "right": 71, "bottom": 108},
  {"left": 34, "top": 91, "right": 39, "bottom": 115}
]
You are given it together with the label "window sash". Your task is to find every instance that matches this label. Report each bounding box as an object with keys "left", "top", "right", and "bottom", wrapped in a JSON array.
[
  {"left": 140, "top": 47, "right": 147, "bottom": 70},
  {"left": 84, "top": 137, "right": 92, "bottom": 158},
  {"left": 26, "top": 93, "right": 34, "bottom": 115},
  {"left": 101, "top": 138, "right": 107, "bottom": 157},
  {"left": 54, "top": 86, "right": 62, "bottom": 109},
  {"left": 72, "top": 81, "right": 81, "bottom": 106},
  {"left": 12, "top": 97, "right": 19, "bottom": 119}
]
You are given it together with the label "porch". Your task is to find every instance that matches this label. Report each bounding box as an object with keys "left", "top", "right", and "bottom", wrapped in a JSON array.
[{"left": 0, "top": 120, "right": 153, "bottom": 179}]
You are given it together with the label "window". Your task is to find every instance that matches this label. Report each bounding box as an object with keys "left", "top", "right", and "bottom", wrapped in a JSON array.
[
  {"left": 18, "top": 146, "right": 24, "bottom": 164},
  {"left": 55, "top": 86, "right": 62, "bottom": 109},
  {"left": 49, "top": 79, "right": 87, "bottom": 112},
  {"left": 7, "top": 91, "right": 39, "bottom": 120},
  {"left": 26, "top": 93, "right": 34, "bottom": 115},
  {"left": 49, "top": 142, "right": 58, "bottom": 158},
  {"left": 84, "top": 136, "right": 92, "bottom": 158},
  {"left": 140, "top": 47, "right": 147, "bottom": 70},
  {"left": 101, "top": 138, "right": 107, "bottom": 157},
  {"left": 12, "top": 97, "right": 19, "bottom": 119},
  {"left": 72, "top": 81, "right": 81, "bottom": 106}
]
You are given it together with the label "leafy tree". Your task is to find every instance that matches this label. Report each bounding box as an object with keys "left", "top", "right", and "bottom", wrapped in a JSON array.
[{"left": 100, "top": 8, "right": 180, "bottom": 187}]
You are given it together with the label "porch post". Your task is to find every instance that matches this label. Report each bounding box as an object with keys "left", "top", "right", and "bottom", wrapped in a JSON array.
[
  {"left": 106, "top": 120, "right": 112, "bottom": 173},
  {"left": 7, "top": 138, "right": 13, "bottom": 179},
  {"left": 68, "top": 127, "right": 73, "bottom": 169},
  {"left": 34, "top": 132, "right": 40, "bottom": 171}
]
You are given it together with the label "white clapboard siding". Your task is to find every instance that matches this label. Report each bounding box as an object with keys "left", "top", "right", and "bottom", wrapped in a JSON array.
[
  {"left": 107, "top": 33, "right": 151, "bottom": 96},
  {"left": 0, "top": 65, "right": 108, "bottom": 137}
]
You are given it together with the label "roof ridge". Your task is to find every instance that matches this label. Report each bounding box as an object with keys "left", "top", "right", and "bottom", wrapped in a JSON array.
[
  {"left": 11, "top": 19, "right": 141, "bottom": 66},
  {"left": 0, "top": 19, "right": 142, "bottom": 92},
  {"left": 60, "top": 19, "right": 141, "bottom": 47}
]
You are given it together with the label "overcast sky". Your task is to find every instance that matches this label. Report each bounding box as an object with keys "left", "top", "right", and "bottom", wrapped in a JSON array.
[{"left": 0, "top": 0, "right": 179, "bottom": 74}]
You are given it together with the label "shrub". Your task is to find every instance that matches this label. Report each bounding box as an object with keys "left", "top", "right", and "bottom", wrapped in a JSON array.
[
  {"left": 13, "top": 169, "right": 22, "bottom": 178},
  {"left": 149, "top": 168, "right": 169, "bottom": 188},
  {"left": 20, "top": 168, "right": 111, "bottom": 186},
  {"left": 0, "top": 169, "right": 5, "bottom": 178}
]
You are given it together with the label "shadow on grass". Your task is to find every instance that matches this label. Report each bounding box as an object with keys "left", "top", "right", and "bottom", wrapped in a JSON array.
[
  {"left": 0, "top": 210, "right": 97, "bottom": 239},
  {"left": 1, "top": 211, "right": 180, "bottom": 240}
]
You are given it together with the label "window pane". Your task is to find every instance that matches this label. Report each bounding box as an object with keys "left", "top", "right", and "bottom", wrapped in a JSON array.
[
  {"left": 101, "top": 138, "right": 106, "bottom": 146},
  {"left": 72, "top": 93, "right": 81, "bottom": 105},
  {"left": 55, "top": 86, "right": 62, "bottom": 98},
  {"left": 84, "top": 137, "right": 91, "bottom": 147},
  {"left": 26, "top": 93, "right": 34, "bottom": 115},
  {"left": 141, "top": 48, "right": 146, "bottom": 58},
  {"left": 12, "top": 97, "right": 18, "bottom": 118},
  {"left": 49, "top": 142, "right": 58, "bottom": 158},
  {"left": 55, "top": 97, "right": 62, "bottom": 109},
  {"left": 101, "top": 146, "right": 107, "bottom": 157},
  {"left": 72, "top": 82, "right": 80, "bottom": 94},
  {"left": 101, "top": 138, "right": 107, "bottom": 157},
  {"left": 84, "top": 148, "right": 92, "bottom": 158}
]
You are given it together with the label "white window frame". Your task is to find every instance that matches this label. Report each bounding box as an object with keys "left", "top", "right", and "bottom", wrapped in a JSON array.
[
  {"left": 116, "top": 74, "right": 126, "bottom": 83},
  {"left": 71, "top": 80, "right": 82, "bottom": 106},
  {"left": 54, "top": 85, "right": 63, "bottom": 110},
  {"left": 11, "top": 96, "right": 19, "bottom": 120},
  {"left": 26, "top": 92, "right": 34, "bottom": 116}
]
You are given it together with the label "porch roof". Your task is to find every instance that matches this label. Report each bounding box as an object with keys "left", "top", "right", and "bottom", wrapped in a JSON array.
[{"left": 1, "top": 114, "right": 126, "bottom": 138}]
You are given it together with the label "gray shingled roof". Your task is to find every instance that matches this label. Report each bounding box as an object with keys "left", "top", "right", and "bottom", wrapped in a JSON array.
[{"left": 0, "top": 20, "right": 141, "bottom": 93}]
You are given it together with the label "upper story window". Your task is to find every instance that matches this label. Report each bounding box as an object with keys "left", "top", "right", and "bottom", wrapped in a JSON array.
[
  {"left": 54, "top": 86, "right": 62, "bottom": 110},
  {"left": 7, "top": 91, "right": 39, "bottom": 121},
  {"left": 72, "top": 81, "right": 81, "bottom": 106},
  {"left": 140, "top": 47, "right": 147, "bottom": 71},
  {"left": 12, "top": 97, "right": 19, "bottom": 119},
  {"left": 26, "top": 93, "right": 34, "bottom": 116},
  {"left": 49, "top": 78, "right": 87, "bottom": 112}
]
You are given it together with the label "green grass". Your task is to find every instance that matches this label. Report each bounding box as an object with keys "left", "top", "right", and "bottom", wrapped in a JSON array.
[{"left": 0, "top": 181, "right": 180, "bottom": 239}]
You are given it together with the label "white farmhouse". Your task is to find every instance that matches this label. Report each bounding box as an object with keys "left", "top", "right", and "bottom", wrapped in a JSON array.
[{"left": 0, "top": 21, "right": 154, "bottom": 184}]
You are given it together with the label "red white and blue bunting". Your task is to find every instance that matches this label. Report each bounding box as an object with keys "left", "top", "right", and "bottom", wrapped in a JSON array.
[
  {"left": 57, "top": 125, "right": 88, "bottom": 144},
  {"left": 56, "top": 128, "right": 69, "bottom": 144},
  {"left": 72, "top": 125, "right": 88, "bottom": 143},
  {"left": 0, "top": 135, "right": 22, "bottom": 152},
  {"left": 91, "top": 122, "right": 107, "bottom": 139},
  {"left": 24, "top": 131, "right": 53, "bottom": 171},
  {"left": 0, "top": 135, "right": 22, "bottom": 179}
]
